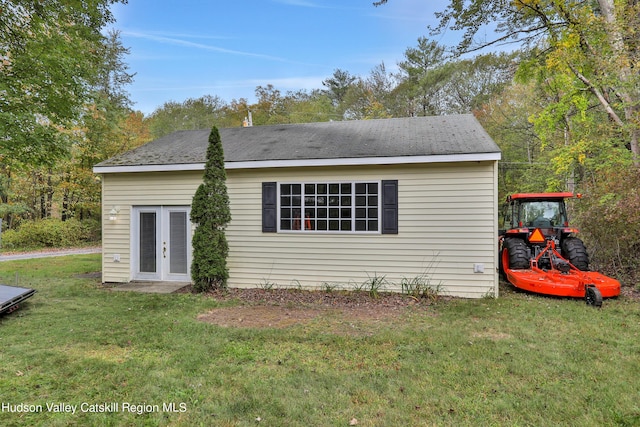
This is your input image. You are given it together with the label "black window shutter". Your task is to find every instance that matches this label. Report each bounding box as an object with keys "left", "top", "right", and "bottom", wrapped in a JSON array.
[
  {"left": 262, "top": 182, "right": 277, "bottom": 232},
  {"left": 381, "top": 180, "right": 398, "bottom": 234}
]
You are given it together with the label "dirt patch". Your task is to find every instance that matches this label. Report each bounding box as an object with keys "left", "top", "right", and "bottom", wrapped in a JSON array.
[
  {"left": 619, "top": 285, "right": 640, "bottom": 300},
  {"left": 191, "top": 282, "right": 640, "bottom": 329},
  {"left": 193, "top": 287, "right": 439, "bottom": 329},
  {"left": 197, "top": 306, "right": 326, "bottom": 328}
]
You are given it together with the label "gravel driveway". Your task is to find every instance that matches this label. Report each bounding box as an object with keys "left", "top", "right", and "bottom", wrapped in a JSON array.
[{"left": 0, "top": 247, "right": 101, "bottom": 262}]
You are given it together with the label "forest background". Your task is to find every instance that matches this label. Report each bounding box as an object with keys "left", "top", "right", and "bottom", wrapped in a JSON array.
[{"left": 1, "top": 0, "right": 638, "bottom": 286}]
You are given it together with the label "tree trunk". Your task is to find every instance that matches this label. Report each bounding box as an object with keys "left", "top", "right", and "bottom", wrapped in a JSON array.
[
  {"left": 46, "top": 169, "right": 53, "bottom": 218},
  {"left": 62, "top": 190, "right": 70, "bottom": 221},
  {"left": 597, "top": 0, "right": 640, "bottom": 164}
]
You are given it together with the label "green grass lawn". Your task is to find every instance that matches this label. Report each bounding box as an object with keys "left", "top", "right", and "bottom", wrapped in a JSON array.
[{"left": 1, "top": 255, "right": 639, "bottom": 426}]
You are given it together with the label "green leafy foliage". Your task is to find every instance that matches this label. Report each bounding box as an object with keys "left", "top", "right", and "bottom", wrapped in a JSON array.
[
  {"left": 322, "top": 68, "right": 357, "bottom": 106},
  {"left": 431, "top": 0, "right": 640, "bottom": 160},
  {"left": 190, "top": 127, "right": 231, "bottom": 292},
  {"left": 1, "top": 14, "right": 141, "bottom": 227},
  {"left": 395, "top": 38, "right": 517, "bottom": 117},
  {"left": 0, "top": 203, "right": 31, "bottom": 228},
  {"left": 190, "top": 129, "right": 230, "bottom": 228},
  {"left": 1, "top": 0, "right": 127, "bottom": 167},
  {"left": 573, "top": 169, "right": 640, "bottom": 286},
  {"left": 146, "top": 95, "right": 230, "bottom": 139},
  {"left": 1, "top": 218, "right": 100, "bottom": 249},
  {"left": 190, "top": 227, "right": 229, "bottom": 292}
]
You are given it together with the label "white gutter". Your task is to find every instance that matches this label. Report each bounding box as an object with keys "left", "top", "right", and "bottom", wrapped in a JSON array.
[{"left": 93, "top": 152, "right": 501, "bottom": 174}]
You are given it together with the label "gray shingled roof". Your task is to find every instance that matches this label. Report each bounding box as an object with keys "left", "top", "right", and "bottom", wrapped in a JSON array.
[{"left": 96, "top": 114, "right": 500, "bottom": 168}]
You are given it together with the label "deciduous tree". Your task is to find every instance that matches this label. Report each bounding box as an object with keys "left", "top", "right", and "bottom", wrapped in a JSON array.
[
  {"left": 429, "top": 0, "right": 639, "bottom": 163},
  {"left": 0, "top": 0, "right": 127, "bottom": 166},
  {"left": 147, "top": 95, "right": 228, "bottom": 139}
]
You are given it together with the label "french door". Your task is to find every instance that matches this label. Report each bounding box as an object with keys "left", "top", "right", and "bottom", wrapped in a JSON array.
[{"left": 132, "top": 206, "right": 191, "bottom": 281}]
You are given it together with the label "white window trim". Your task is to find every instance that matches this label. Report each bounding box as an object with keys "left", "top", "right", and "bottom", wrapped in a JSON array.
[{"left": 277, "top": 180, "right": 382, "bottom": 234}]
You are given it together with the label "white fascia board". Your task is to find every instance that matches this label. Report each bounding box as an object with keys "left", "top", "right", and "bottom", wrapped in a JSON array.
[
  {"left": 225, "top": 152, "right": 501, "bottom": 170},
  {"left": 93, "top": 152, "right": 501, "bottom": 174},
  {"left": 93, "top": 163, "right": 206, "bottom": 174}
]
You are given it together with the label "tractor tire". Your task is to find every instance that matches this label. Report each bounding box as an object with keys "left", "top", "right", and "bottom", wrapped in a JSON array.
[
  {"left": 562, "top": 237, "right": 589, "bottom": 271},
  {"left": 503, "top": 238, "right": 530, "bottom": 270}
]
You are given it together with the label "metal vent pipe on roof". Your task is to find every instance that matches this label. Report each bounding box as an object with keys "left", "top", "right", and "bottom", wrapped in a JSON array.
[{"left": 242, "top": 111, "right": 253, "bottom": 127}]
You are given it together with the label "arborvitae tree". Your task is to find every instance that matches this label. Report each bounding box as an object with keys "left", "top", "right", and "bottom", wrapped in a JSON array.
[{"left": 190, "top": 127, "right": 231, "bottom": 292}]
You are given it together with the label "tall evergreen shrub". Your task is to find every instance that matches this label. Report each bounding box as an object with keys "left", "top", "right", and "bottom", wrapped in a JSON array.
[{"left": 190, "top": 127, "right": 231, "bottom": 292}]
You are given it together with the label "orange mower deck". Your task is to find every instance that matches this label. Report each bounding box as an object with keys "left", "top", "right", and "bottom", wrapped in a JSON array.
[{"left": 502, "top": 240, "right": 620, "bottom": 299}]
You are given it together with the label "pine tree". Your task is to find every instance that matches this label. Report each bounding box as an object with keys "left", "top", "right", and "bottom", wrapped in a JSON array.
[{"left": 190, "top": 127, "right": 231, "bottom": 292}]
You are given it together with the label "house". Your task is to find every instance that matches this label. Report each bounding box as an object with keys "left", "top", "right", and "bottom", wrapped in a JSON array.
[{"left": 93, "top": 115, "right": 501, "bottom": 298}]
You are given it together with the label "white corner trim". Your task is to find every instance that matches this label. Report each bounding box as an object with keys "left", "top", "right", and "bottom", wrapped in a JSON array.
[{"left": 93, "top": 152, "right": 501, "bottom": 174}]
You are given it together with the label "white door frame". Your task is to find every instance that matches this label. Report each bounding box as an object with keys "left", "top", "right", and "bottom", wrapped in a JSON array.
[{"left": 131, "top": 206, "right": 192, "bottom": 281}]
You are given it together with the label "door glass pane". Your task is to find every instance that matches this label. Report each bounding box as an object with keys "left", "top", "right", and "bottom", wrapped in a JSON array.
[
  {"left": 139, "top": 212, "right": 156, "bottom": 273},
  {"left": 169, "top": 211, "right": 188, "bottom": 274}
]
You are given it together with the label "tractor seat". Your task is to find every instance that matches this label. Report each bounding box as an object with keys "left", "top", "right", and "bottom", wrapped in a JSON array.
[{"left": 532, "top": 218, "right": 553, "bottom": 228}]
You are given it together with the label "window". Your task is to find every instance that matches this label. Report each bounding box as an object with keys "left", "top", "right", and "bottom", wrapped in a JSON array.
[
  {"left": 262, "top": 180, "right": 397, "bottom": 234},
  {"left": 279, "top": 181, "right": 379, "bottom": 232},
  {"left": 518, "top": 200, "right": 567, "bottom": 228}
]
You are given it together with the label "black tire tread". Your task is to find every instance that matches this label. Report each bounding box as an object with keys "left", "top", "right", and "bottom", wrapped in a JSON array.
[
  {"left": 562, "top": 237, "right": 589, "bottom": 271},
  {"left": 504, "top": 238, "right": 530, "bottom": 269},
  {"left": 585, "top": 286, "right": 603, "bottom": 307}
]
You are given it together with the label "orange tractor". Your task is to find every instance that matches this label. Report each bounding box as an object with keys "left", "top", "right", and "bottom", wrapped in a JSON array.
[{"left": 499, "top": 192, "right": 620, "bottom": 306}]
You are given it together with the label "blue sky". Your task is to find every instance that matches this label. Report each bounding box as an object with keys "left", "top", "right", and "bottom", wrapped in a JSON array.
[{"left": 110, "top": 0, "right": 456, "bottom": 115}]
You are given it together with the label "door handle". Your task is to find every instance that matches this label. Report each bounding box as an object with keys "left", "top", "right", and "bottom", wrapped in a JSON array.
[{"left": 163, "top": 242, "right": 167, "bottom": 258}]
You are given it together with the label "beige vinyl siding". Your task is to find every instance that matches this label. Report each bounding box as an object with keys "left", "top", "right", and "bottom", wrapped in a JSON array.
[
  {"left": 100, "top": 171, "right": 203, "bottom": 283},
  {"left": 100, "top": 161, "right": 499, "bottom": 298},
  {"left": 226, "top": 162, "right": 498, "bottom": 298}
]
